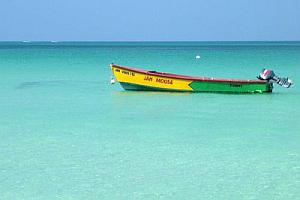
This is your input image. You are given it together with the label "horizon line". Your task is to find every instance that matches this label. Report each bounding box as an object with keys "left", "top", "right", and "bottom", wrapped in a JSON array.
[{"left": 0, "top": 40, "right": 300, "bottom": 43}]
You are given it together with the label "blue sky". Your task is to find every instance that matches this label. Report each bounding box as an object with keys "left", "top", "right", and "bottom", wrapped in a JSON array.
[{"left": 0, "top": 0, "right": 299, "bottom": 41}]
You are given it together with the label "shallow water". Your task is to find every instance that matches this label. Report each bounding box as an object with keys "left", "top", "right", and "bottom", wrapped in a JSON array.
[{"left": 0, "top": 42, "right": 300, "bottom": 199}]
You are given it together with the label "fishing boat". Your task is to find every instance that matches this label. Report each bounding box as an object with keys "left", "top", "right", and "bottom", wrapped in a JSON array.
[{"left": 110, "top": 64, "right": 292, "bottom": 93}]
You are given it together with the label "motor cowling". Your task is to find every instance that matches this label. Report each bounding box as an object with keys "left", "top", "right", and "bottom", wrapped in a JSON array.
[{"left": 258, "top": 69, "right": 293, "bottom": 88}]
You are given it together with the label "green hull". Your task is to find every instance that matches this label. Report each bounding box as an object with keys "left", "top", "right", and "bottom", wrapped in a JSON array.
[{"left": 189, "top": 81, "right": 273, "bottom": 93}]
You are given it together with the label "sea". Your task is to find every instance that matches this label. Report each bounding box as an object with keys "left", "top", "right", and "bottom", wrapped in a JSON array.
[{"left": 0, "top": 41, "right": 299, "bottom": 199}]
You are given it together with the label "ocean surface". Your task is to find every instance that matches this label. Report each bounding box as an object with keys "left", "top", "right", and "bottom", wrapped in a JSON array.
[{"left": 0, "top": 41, "right": 299, "bottom": 199}]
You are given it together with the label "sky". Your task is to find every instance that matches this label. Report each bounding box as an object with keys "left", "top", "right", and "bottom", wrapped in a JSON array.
[{"left": 0, "top": 0, "right": 299, "bottom": 41}]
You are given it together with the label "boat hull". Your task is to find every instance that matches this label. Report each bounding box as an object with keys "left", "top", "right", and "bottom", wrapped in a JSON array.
[{"left": 111, "top": 64, "right": 273, "bottom": 93}]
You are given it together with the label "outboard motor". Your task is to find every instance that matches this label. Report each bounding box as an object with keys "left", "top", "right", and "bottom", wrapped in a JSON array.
[{"left": 258, "top": 69, "right": 293, "bottom": 88}]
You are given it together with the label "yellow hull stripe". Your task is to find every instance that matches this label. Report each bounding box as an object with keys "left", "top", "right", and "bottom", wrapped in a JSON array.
[{"left": 112, "top": 66, "right": 193, "bottom": 91}]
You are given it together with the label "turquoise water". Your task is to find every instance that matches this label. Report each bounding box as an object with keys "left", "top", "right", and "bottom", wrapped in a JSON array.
[{"left": 0, "top": 42, "right": 300, "bottom": 199}]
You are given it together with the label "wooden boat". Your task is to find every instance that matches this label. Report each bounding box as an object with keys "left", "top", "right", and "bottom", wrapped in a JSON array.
[{"left": 111, "top": 64, "right": 291, "bottom": 93}]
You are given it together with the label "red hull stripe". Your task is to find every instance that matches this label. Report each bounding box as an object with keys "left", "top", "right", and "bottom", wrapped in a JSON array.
[{"left": 112, "top": 64, "right": 267, "bottom": 84}]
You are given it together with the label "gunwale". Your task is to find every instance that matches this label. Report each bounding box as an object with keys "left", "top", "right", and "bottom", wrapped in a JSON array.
[{"left": 111, "top": 64, "right": 267, "bottom": 84}]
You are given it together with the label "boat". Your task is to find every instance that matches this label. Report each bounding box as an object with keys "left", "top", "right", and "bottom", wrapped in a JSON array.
[{"left": 110, "top": 64, "right": 292, "bottom": 93}]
